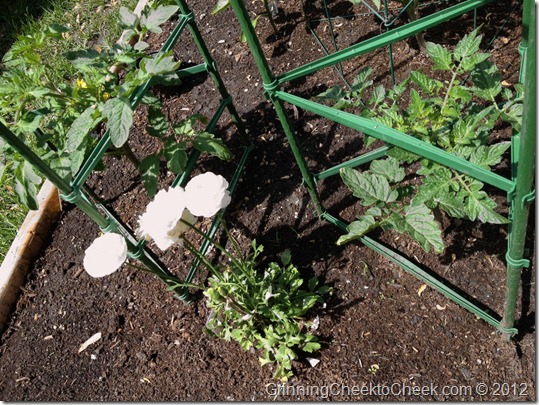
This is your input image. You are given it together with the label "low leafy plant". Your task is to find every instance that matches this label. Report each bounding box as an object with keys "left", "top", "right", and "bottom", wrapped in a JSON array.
[
  {"left": 204, "top": 243, "right": 330, "bottom": 381},
  {"left": 316, "top": 28, "right": 522, "bottom": 252},
  {"left": 0, "top": 0, "right": 231, "bottom": 208}
]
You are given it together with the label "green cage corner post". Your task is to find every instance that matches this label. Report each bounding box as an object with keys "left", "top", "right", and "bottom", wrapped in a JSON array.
[{"left": 499, "top": 0, "right": 535, "bottom": 339}]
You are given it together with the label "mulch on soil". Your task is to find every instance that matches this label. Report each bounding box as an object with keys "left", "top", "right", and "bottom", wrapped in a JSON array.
[{"left": 0, "top": 0, "right": 534, "bottom": 401}]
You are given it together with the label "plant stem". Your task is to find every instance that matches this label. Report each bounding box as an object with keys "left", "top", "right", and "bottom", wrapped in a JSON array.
[
  {"left": 182, "top": 237, "right": 225, "bottom": 283},
  {"left": 217, "top": 213, "right": 245, "bottom": 262},
  {"left": 126, "top": 262, "right": 193, "bottom": 288},
  {"left": 121, "top": 142, "right": 140, "bottom": 167},
  {"left": 263, "top": 0, "right": 279, "bottom": 34},
  {"left": 180, "top": 217, "right": 246, "bottom": 274},
  {"left": 441, "top": 66, "right": 460, "bottom": 112},
  {"left": 404, "top": 0, "right": 427, "bottom": 53}
]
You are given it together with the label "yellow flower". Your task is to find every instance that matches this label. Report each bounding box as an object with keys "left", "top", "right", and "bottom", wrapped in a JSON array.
[
  {"left": 76, "top": 78, "right": 88, "bottom": 89},
  {"left": 102, "top": 92, "right": 110, "bottom": 101}
]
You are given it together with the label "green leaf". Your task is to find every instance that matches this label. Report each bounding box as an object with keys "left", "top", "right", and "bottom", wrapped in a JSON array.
[
  {"left": 501, "top": 103, "right": 523, "bottom": 132},
  {"left": 315, "top": 86, "right": 345, "bottom": 103},
  {"left": 66, "top": 106, "right": 98, "bottom": 153},
  {"left": 340, "top": 168, "right": 398, "bottom": 205},
  {"left": 14, "top": 161, "right": 42, "bottom": 210},
  {"left": 115, "top": 54, "right": 137, "bottom": 66},
  {"left": 139, "top": 154, "right": 160, "bottom": 197},
  {"left": 365, "top": 206, "right": 383, "bottom": 216},
  {"left": 280, "top": 249, "right": 291, "bottom": 266},
  {"left": 387, "top": 147, "right": 419, "bottom": 164},
  {"left": 468, "top": 142, "right": 510, "bottom": 168},
  {"left": 118, "top": 29, "right": 138, "bottom": 45},
  {"left": 403, "top": 204, "right": 444, "bottom": 253},
  {"left": 449, "top": 85, "right": 472, "bottom": 103},
  {"left": 173, "top": 114, "right": 206, "bottom": 136},
  {"left": 17, "top": 111, "right": 44, "bottom": 134},
  {"left": 119, "top": 6, "right": 139, "bottom": 29},
  {"left": 435, "top": 194, "right": 467, "bottom": 218},
  {"left": 212, "top": 0, "right": 231, "bottom": 14},
  {"left": 461, "top": 52, "right": 491, "bottom": 72},
  {"left": 69, "top": 141, "right": 90, "bottom": 176},
  {"left": 192, "top": 132, "right": 232, "bottom": 161},
  {"left": 102, "top": 98, "right": 133, "bottom": 147},
  {"left": 140, "top": 53, "right": 180, "bottom": 76},
  {"left": 49, "top": 156, "right": 72, "bottom": 182},
  {"left": 140, "top": 93, "right": 161, "bottom": 106},
  {"left": 47, "top": 23, "right": 70, "bottom": 38},
  {"left": 369, "top": 157, "right": 405, "bottom": 183},
  {"left": 462, "top": 184, "right": 509, "bottom": 224},
  {"left": 307, "top": 276, "right": 318, "bottom": 292},
  {"left": 163, "top": 141, "right": 188, "bottom": 175},
  {"left": 302, "top": 341, "right": 321, "bottom": 353},
  {"left": 63, "top": 49, "right": 102, "bottom": 66},
  {"left": 450, "top": 118, "right": 476, "bottom": 146},
  {"left": 336, "top": 215, "right": 377, "bottom": 245},
  {"left": 413, "top": 166, "right": 452, "bottom": 205},
  {"left": 368, "top": 84, "right": 386, "bottom": 107},
  {"left": 426, "top": 42, "right": 452, "bottom": 71},
  {"left": 409, "top": 88, "right": 424, "bottom": 113},
  {"left": 146, "top": 105, "right": 169, "bottom": 137},
  {"left": 134, "top": 41, "right": 150, "bottom": 51},
  {"left": 351, "top": 67, "right": 374, "bottom": 95},
  {"left": 410, "top": 70, "right": 443, "bottom": 95},
  {"left": 469, "top": 60, "right": 502, "bottom": 100},
  {"left": 440, "top": 97, "right": 460, "bottom": 118},
  {"left": 454, "top": 28, "right": 482, "bottom": 62},
  {"left": 152, "top": 71, "right": 182, "bottom": 86},
  {"left": 140, "top": 5, "right": 179, "bottom": 33}
]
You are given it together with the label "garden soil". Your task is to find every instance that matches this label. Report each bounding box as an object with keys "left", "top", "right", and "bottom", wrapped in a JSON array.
[{"left": 0, "top": 0, "right": 534, "bottom": 400}]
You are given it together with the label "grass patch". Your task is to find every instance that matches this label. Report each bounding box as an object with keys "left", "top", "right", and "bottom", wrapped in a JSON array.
[
  {"left": 0, "top": 0, "right": 138, "bottom": 265},
  {"left": 0, "top": 178, "right": 27, "bottom": 263}
]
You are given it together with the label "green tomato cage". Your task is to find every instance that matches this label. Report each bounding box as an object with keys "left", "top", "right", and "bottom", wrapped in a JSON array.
[
  {"left": 0, "top": 0, "right": 254, "bottom": 301},
  {"left": 227, "top": 0, "right": 534, "bottom": 338},
  {"left": 0, "top": 0, "right": 535, "bottom": 338}
]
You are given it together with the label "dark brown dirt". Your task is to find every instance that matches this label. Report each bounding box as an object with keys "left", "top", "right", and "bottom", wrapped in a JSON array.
[{"left": 0, "top": 0, "right": 534, "bottom": 401}]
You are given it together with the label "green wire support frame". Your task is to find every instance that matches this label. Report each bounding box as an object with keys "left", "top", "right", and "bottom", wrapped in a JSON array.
[
  {"left": 0, "top": 0, "right": 253, "bottom": 301},
  {"left": 229, "top": 0, "right": 534, "bottom": 337}
]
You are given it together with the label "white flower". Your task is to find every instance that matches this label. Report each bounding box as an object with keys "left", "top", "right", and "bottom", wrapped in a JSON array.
[
  {"left": 136, "top": 187, "right": 197, "bottom": 250},
  {"left": 83, "top": 233, "right": 127, "bottom": 278},
  {"left": 184, "top": 172, "right": 232, "bottom": 217}
]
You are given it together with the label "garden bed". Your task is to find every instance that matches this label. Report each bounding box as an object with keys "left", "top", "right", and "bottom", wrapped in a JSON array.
[{"left": 0, "top": 0, "right": 534, "bottom": 400}]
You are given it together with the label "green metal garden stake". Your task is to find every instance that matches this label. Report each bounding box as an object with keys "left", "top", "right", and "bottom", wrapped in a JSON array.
[{"left": 500, "top": 0, "right": 535, "bottom": 339}]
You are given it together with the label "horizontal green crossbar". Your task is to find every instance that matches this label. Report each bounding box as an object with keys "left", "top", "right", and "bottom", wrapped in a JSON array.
[
  {"left": 276, "top": 91, "right": 515, "bottom": 193},
  {"left": 177, "top": 63, "right": 207, "bottom": 77},
  {"left": 276, "top": 0, "right": 492, "bottom": 85},
  {"left": 314, "top": 146, "right": 389, "bottom": 180},
  {"left": 321, "top": 211, "right": 515, "bottom": 334}
]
